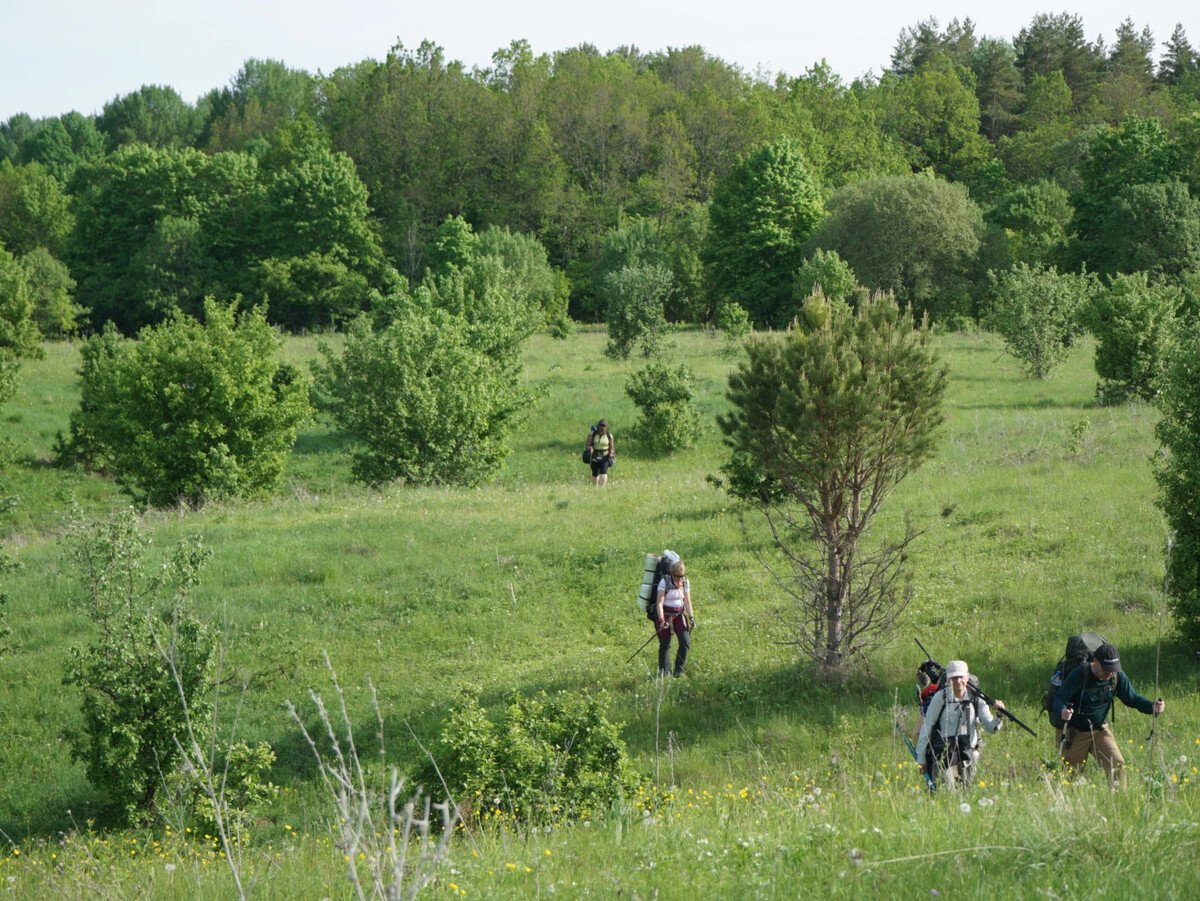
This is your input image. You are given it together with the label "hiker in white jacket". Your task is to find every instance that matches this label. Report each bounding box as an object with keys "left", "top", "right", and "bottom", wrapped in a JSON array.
[{"left": 915, "top": 660, "right": 1005, "bottom": 789}]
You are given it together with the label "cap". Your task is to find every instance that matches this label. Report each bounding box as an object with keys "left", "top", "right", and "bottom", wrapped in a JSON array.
[
  {"left": 945, "top": 660, "right": 969, "bottom": 679},
  {"left": 1094, "top": 642, "right": 1121, "bottom": 673}
]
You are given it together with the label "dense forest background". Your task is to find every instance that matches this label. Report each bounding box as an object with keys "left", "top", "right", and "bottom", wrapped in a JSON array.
[{"left": 3, "top": 13, "right": 1200, "bottom": 334}]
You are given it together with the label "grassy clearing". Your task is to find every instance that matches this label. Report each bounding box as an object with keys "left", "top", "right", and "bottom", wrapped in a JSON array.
[{"left": 1, "top": 325, "right": 1198, "bottom": 897}]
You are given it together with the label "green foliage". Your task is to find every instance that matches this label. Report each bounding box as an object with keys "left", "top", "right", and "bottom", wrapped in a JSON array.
[
  {"left": 1156, "top": 318, "right": 1200, "bottom": 643},
  {"left": 625, "top": 361, "right": 702, "bottom": 456},
  {"left": 1069, "top": 115, "right": 1185, "bottom": 271},
  {"left": 187, "top": 741, "right": 279, "bottom": 835},
  {"left": 18, "top": 246, "right": 81, "bottom": 339},
  {"left": 1094, "top": 180, "right": 1200, "bottom": 279},
  {"left": 719, "top": 292, "right": 946, "bottom": 669},
  {"left": 809, "top": 174, "right": 983, "bottom": 321},
  {"left": 791, "top": 248, "right": 858, "bottom": 313},
  {"left": 252, "top": 251, "right": 374, "bottom": 331},
  {"left": 313, "top": 299, "right": 531, "bottom": 486},
  {"left": 985, "top": 264, "right": 1094, "bottom": 379},
  {"left": 1079, "top": 272, "right": 1181, "bottom": 402},
  {"left": 427, "top": 215, "right": 479, "bottom": 277},
  {"left": 987, "top": 180, "right": 1074, "bottom": 269},
  {"left": 705, "top": 138, "right": 824, "bottom": 328},
  {"left": 61, "top": 509, "right": 215, "bottom": 824},
  {"left": 882, "top": 54, "right": 992, "bottom": 182},
  {"left": 60, "top": 299, "right": 312, "bottom": 507},
  {"left": 475, "top": 224, "right": 570, "bottom": 335},
  {"left": 603, "top": 264, "right": 673, "bottom": 360},
  {"left": 422, "top": 689, "right": 636, "bottom": 826},
  {"left": 96, "top": 85, "right": 205, "bottom": 151},
  {"left": 0, "top": 159, "right": 74, "bottom": 257},
  {"left": 714, "top": 301, "right": 751, "bottom": 340},
  {"left": 0, "top": 239, "right": 42, "bottom": 408}
]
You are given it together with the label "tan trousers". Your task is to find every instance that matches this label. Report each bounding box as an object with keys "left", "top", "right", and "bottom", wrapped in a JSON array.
[{"left": 1060, "top": 723, "right": 1126, "bottom": 784}]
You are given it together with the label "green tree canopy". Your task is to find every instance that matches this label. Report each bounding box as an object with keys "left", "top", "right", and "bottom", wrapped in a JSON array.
[
  {"left": 0, "top": 159, "right": 74, "bottom": 256},
  {"left": 704, "top": 137, "right": 824, "bottom": 327},
  {"left": 718, "top": 291, "right": 947, "bottom": 670},
  {"left": 808, "top": 174, "right": 982, "bottom": 320}
]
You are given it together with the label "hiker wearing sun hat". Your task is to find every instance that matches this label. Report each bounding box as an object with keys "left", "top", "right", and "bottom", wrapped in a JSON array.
[
  {"left": 915, "top": 660, "right": 1006, "bottom": 790},
  {"left": 1054, "top": 641, "right": 1165, "bottom": 784}
]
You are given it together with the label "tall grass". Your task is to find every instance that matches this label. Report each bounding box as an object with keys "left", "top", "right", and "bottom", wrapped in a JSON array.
[{"left": 1, "top": 326, "right": 1196, "bottom": 897}]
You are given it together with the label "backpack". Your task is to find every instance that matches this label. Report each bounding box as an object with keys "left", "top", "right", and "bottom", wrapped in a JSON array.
[
  {"left": 638, "top": 551, "right": 678, "bottom": 620},
  {"left": 1043, "top": 631, "right": 1107, "bottom": 728},
  {"left": 582, "top": 425, "right": 597, "bottom": 464}
]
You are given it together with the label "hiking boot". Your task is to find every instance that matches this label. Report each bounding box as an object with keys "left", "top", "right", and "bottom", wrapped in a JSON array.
[{"left": 673, "top": 667, "right": 685, "bottom": 678}]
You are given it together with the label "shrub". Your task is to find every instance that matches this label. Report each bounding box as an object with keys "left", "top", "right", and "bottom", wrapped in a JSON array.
[
  {"left": 62, "top": 508, "right": 215, "bottom": 824},
  {"left": 1155, "top": 320, "right": 1200, "bottom": 643},
  {"left": 625, "top": 362, "right": 702, "bottom": 456},
  {"left": 313, "top": 303, "right": 531, "bottom": 486},
  {"left": 58, "top": 299, "right": 312, "bottom": 507},
  {"left": 186, "top": 741, "right": 279, "bottom": 835},
  {"left": 421, "top": 690, "right": 636, "bottom": 826},
  {"left": 985, "top": 264, "right": 1094, "bottom": 379},
  {"left": 603, "top": 263, "right": 673, "bottom": 360},
  {"left": 1079, "top": 272, "right": 1181, "bottom": 403}
]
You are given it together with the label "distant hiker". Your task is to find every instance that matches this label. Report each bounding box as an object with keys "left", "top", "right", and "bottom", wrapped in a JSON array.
[
  {"left": 1054, "top": 641, "right": 1165, "bottom": 785},
  {"left": 915, "top": 660, "right": 1005, "bottom": 789},
  {"left": 587, "top": 419, "right": 615, "bottom": 486},
  {"left": 655, "top": 558, "right": 695, "bottom": 677}
]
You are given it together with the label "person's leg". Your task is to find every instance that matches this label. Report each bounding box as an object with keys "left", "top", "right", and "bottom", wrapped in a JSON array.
[
  {"left": 673, "top": 620, "right": 690, "bottom": 676},
  {"left": 1062, "top": 728, "right": 1094, "bottom": 777},
  {"left": 1091, "top": 724, "right": 1127, "bottom": 786},
  {"left": 657, "top": 623, "right": 672, "bottom": 676}
]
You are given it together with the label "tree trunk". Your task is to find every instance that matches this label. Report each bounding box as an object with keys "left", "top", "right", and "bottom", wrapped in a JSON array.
[{"left": 823, "top": 546, "right": 845, "bottom": 668}]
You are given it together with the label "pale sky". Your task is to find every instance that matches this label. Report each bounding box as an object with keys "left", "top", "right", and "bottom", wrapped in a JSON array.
[{"left": 1, "top": 1, "right": 1194, "bottom": 121}]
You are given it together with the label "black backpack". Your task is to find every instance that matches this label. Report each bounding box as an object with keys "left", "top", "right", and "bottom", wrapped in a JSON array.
[{"left": 1043, "top": 632, "right": 1107, "bottom": 728}]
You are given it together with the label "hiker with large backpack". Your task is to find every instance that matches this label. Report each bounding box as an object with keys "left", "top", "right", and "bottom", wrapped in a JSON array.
[
  {"left": 915, "top": 660, "right": 1006, "bottom": 790},
  {"left": 1054, "top": 640, "right": 1165, "bottom": 785},
  {"left": 654, "top": 558, "right": 695, "bottom": 677},
  {"left": 585, "top": 419, "right": 615, "bottom": 486}
]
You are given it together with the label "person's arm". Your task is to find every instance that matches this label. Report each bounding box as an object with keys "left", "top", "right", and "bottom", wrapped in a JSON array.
[
  {"left": 683, "top": 580, "right": 694, "bottom": 628},
  {"left": 655, "top": 581, "right": 666, "bottom": 627},
  {"left": 1054, "top": 667, "right": 1082, "bottom": 723},
  {"left": 977, "top": 698, "right": 1003, "bottom": 733},
  {"left": 608, "top": 434, "right": 615, "bottom": 459},
  {"left": 1115, "top": 672, "right": 1156, "bottom": 715}
]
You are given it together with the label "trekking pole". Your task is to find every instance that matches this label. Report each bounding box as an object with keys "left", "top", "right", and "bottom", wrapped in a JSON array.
[
  {"left": 626, "top": 628, "right": 660, "bottom": 664},
  {"left": 967, "top": 683, "right": 1038, "bottom": 737},
  {"left": 1147, "top": 610, "right": 1164, "bottom": 748},
  {"left": 895, "top": 720, "right": 936, "bottom": 792}
]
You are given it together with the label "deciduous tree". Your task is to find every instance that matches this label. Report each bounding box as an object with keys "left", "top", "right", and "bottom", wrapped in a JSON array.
[{"left": 704, "top": 137, "right": 823, "bottom": 327}]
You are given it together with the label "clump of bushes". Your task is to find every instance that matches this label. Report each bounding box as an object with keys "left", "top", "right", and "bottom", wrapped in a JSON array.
[
  {"left": 625, "top": 361, "right": 702, "bottom": 456},
  {"left": 421, "top": 689, "right": 636, "bottom": 826}
]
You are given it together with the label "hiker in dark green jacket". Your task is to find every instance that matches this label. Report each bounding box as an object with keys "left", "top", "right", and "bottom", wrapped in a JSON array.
[{"left": 1054, "top": 641, "right": 1165, "bottom": 784}]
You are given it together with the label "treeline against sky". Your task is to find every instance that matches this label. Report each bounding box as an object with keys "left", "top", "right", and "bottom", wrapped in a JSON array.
[{"left": 2, "top": 12, "right": 1200, "bottom": 333}]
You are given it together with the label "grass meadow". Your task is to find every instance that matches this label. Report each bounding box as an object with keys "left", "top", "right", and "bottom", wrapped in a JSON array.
[{"left": 1, "top": 325, "right": 1198, "bottom": 898}]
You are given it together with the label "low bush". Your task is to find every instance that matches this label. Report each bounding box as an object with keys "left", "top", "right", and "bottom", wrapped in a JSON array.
[
  {"left": 421, "top": 689, "right": 636, "bottom": 826},
  {"left": 625, "top": 362, "right": 702, "bottom": 456}
]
